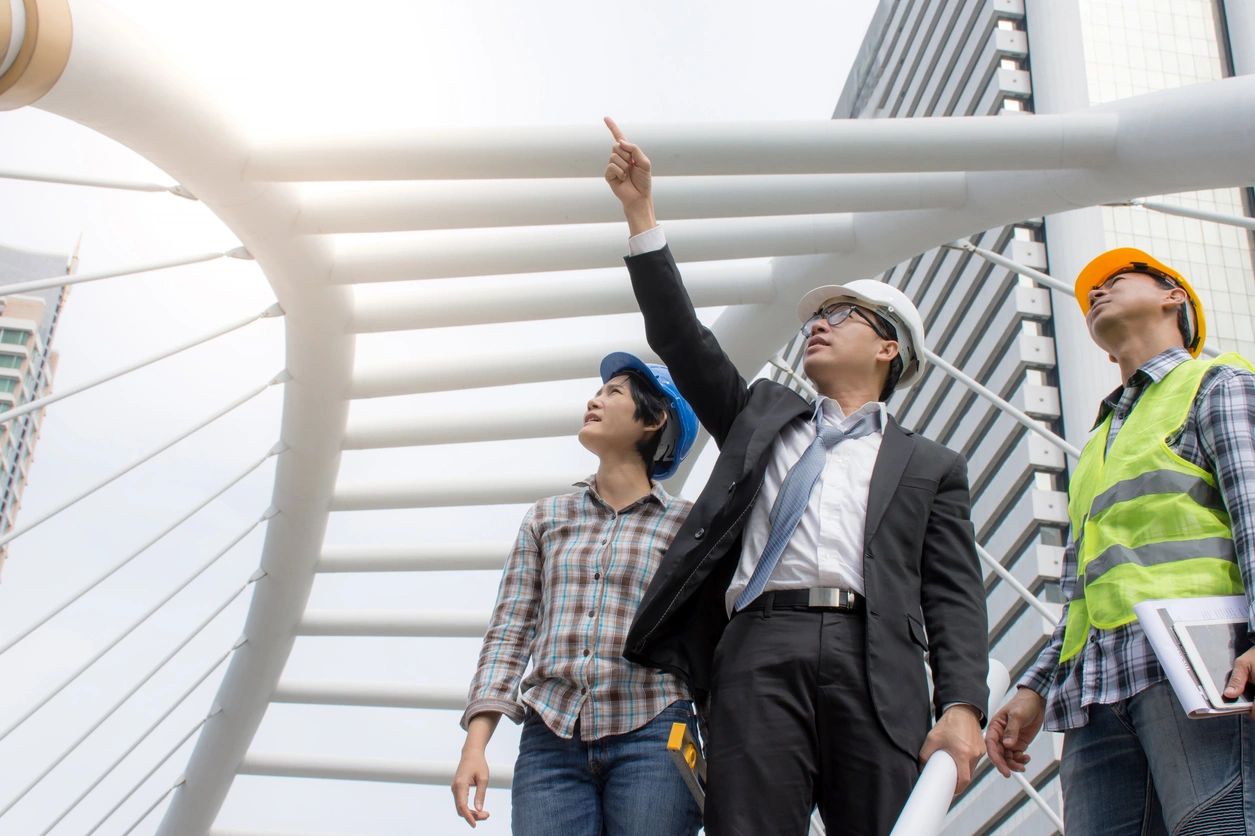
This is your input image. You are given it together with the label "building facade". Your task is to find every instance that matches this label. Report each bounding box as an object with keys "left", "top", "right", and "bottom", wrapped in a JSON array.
[
  {"left": 0, "top": 245, "right": 69, "bottom": 575},
  {"left": 822, "top": 1, "right": 1255, "bottom": 833}
]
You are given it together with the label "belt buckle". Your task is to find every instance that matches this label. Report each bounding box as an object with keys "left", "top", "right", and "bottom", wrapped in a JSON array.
[{"left": 808, "top": 587, "right": 846, "bottom": 608}]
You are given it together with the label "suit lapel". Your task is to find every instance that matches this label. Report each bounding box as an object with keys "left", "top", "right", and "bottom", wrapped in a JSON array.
[
  {"left": 743, "top": 388, "right": 811, "bottom": 472},
  {"left": 864, "top": 418, "right": 914, "bottom": 544}
]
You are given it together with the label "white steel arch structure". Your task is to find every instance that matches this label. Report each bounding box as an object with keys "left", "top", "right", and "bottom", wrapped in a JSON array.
[{"left": 1, "top": 0, "right": 1254, "bottom": 833}]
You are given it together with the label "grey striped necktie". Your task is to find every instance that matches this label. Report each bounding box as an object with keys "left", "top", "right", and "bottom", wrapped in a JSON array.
[{"left": 734, "top": 411, "right": 877, "bottom": 611}]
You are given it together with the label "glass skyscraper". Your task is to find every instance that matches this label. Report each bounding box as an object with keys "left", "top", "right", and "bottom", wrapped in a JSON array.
[{"left": 0, "top": 244, "right": 69, "bottom": 575}]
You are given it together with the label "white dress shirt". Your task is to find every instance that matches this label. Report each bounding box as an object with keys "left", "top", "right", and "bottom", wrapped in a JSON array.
[
  {"left": 627, "top": 227, "right": 886, "bottom": 616},
  {"left": 727, "top": 399, "right": 884, "bottom": 613}
]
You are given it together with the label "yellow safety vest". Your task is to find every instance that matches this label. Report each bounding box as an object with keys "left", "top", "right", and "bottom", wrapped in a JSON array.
[{"left": 1059, "top": 353, "right": 1252, "bottom": 663}]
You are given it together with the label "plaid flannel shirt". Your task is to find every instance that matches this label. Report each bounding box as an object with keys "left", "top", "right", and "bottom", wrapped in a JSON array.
[
  {"left": 462, "top": 477, "right": 692, "bottom": 740},
  {"left": 1019, "top": 348, "right": 1255, "bottom": 731}
]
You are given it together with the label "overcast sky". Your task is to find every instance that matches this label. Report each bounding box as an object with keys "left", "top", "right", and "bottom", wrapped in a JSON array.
[{"left": 0, "top": 1, "right": 878, "bottom": 833}]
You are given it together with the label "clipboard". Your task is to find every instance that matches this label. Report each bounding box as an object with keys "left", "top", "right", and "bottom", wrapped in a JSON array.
[{"left": 1173, "top": 618, "right": 1254, "bottom": 711}]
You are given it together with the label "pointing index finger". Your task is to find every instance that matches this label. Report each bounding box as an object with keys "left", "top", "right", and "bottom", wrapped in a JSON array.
[{"left": 604, "top": 116, "right": 626, "bottom": 142}]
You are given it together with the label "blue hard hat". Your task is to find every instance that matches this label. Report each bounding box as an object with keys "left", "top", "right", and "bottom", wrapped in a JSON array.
[{"left": 599, "top": 352, "right": 699, "bottom": 480}]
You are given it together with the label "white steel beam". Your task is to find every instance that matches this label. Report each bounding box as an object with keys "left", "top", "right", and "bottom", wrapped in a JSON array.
[
  {"left": 350, "top": 258, "right": 775, "bottom": 333},
  {"left": 238, "top": 754, "right": 513, "bottom": 789},
  {"left": 330, "top": 214, "right": 854, "bottom": 283},
  {"left": 212, "top": 830, "right": 370, "bottom": 836},
  {"left": 212, "top": 831, "right": 370, "bottom": 836},
  {"left": 249, "top": 114, "right": 1117, "bottom": 180},
  {"left": 332, "top": 473, "right": 579, "bottom": 512},
  {"left": 318, "top": 542, "right": 509, "bottom": 573},
  {"left": 297, "top": 611, "right": 489, "bottom": 638},
  {"left": 351, "top": 338, "right": 654, "bottom": 399},
  {"left": 344, "top": 400, "right": 577, "bottom": 449},
  {"left": 271, "top": 680, "right": 465, "bottom": 710},
  {"left": 296, "top": 173, "right": 966, "bottom": 232}
]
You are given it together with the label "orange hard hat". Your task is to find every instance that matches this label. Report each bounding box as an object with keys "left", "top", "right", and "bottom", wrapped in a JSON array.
[{"left": 1073, "top": 247, "right": 1206, "bottom": 357}]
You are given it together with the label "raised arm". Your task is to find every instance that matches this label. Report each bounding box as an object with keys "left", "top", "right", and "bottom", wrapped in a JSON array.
[{"left": 603, "top": 117, "right": 752, "bottom": 445}]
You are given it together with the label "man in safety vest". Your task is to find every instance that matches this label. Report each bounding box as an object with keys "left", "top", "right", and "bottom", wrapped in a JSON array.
[{"left": 986, "top": 248, "right": 1255, "bottom": 834}]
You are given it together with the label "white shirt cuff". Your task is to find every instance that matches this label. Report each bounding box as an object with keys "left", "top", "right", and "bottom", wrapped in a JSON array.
[{"left": 628, "top": 226, "right": 667, "bottom": 256}]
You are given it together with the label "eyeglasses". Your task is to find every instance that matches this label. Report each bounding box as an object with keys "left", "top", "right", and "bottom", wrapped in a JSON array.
[{"left": 801, "top": 303, "right": 898, "bottom": 342}]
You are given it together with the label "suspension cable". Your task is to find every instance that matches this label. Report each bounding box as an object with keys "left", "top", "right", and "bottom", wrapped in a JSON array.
[
  {"left": 974, "top": 544, "right": 1057, "bottom": 623},
  {"left": 0, "top": 168, "right": 195, "bottom": 198},
  {"left": 0, "top": 511, "right": 274, "bottom": 744},
  {"left": 0, "top": 575, "right": 257, "bottom": 819},
  {"left": 36, "top": 640, "right": 244, "bottom": 836},
  {"left": 81, "top": 704, "right": 225, "bottom": 836},
  {"left": 0, "top": 374, "right": 285, "bottom": 549},
  {"left": 0, "top": 249, "right": 251, "bottom": 297},
  {"left": 0, "top": 445, "right": 283, "bottom": 657},
  {"left": 0, "top": 304, "right": 284, "bottom": 427},
  {"left": 923, "top": 348, "right": 1081, "bottom": 458}
]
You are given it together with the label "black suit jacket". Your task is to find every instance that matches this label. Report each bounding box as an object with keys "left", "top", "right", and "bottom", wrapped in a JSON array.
[{"left": 622, "top": 246, "right": 989, "bottom": 758}]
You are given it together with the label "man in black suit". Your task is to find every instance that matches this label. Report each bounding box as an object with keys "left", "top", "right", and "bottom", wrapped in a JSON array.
[{"left": 602, "top": 118, "right": 989, "bottom": 836}]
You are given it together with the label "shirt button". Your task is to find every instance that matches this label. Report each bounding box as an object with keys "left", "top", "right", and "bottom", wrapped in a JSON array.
[
  {"left": 582, "top": 648, "right": 590, "bottom": 656},
  {"left": 694, "top": 528, "right": 706, "bottom": 540},
  {"left": 727, "top": 481, "right": 736, "bottom": 493},
  {"left": 594, "top": 572, "right": 601, "bottom": 580},
  {"left": 587, "top": 609, "right": 595, "bottom": 618},
  {"left": 581, "top": 687, "right": 588, "bottom": 694}
]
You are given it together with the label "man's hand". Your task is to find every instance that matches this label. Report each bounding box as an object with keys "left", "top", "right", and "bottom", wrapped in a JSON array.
[
  {"left": 603, "top": 116, "right": 656, "bottom": 236},
  {"left": 919, "top": 704, "right": 985, "bottom": 795},
  {"left": 985, "top": 687, "right": 1046, "bottom": 777},
  {"left": 1223, "top": 644, "right": 1255, "bottom": 719},
  {"left": 451, "top": 745, "right": 492, "bottom": 828}
]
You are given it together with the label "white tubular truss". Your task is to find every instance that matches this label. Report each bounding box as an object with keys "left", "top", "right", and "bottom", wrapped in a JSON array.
[
  {"left": 349, "top": 258, "right": 776, "bottom": 333},
  {"left": 296, "top": 610, "right": 490, "bottom": 638},
  {"left": 7, "top": 2, "right": 1252, "bottom": 833},
  {"left": 297, "top": 173, "right": 966, "bottom": 233},
  {"left": 271, "top": 680, "right": 466, "bottom": 710},
  {"left": 250, "top": 114, "right": 1119, "bottom": 180},
  {"left": 238, "top": 753, "right": 514, "bottom": 789},
  {"left": 317, "top": 542, "right": 510, "bottom": 573}
]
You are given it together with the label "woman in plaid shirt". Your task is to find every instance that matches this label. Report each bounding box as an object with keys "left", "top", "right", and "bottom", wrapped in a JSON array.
[{"left": 452, "top": 353, "right": 702, "bottom": 835}]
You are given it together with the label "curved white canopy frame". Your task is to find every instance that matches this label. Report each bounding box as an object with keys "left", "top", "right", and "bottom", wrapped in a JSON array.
[{"left": 2, "top": 0, "right": 1253, "bottom": 833}]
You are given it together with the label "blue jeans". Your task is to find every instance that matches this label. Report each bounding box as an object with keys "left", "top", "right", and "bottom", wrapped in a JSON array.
[
  {"left": 1060, "top": 681, "right": 1255, "bottom": 835},
  {"left": 511, "top": 701, "right": 703, "bottom": 836}
]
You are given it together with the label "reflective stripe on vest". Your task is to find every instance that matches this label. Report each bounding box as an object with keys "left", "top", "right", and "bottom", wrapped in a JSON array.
[{"left": 1059, "top": 353, "right": 1252, "bottom": 663}]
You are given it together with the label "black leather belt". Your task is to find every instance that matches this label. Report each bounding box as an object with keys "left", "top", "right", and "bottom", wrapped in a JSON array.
[{"left": 737, "top": 587, "right": 865, "bottom": 615}]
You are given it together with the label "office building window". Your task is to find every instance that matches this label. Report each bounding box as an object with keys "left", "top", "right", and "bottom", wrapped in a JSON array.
[
  {"left": 0, "top": 329, "right": 29, "bottom": 346},
  {"left": 0, "top": 354, "right": 23, "bottom": 369}
]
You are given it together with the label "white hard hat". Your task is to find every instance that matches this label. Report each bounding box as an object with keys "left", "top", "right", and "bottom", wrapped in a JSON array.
[{"left": 796, "top": 280, "right": 927, "bottom": 389}]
